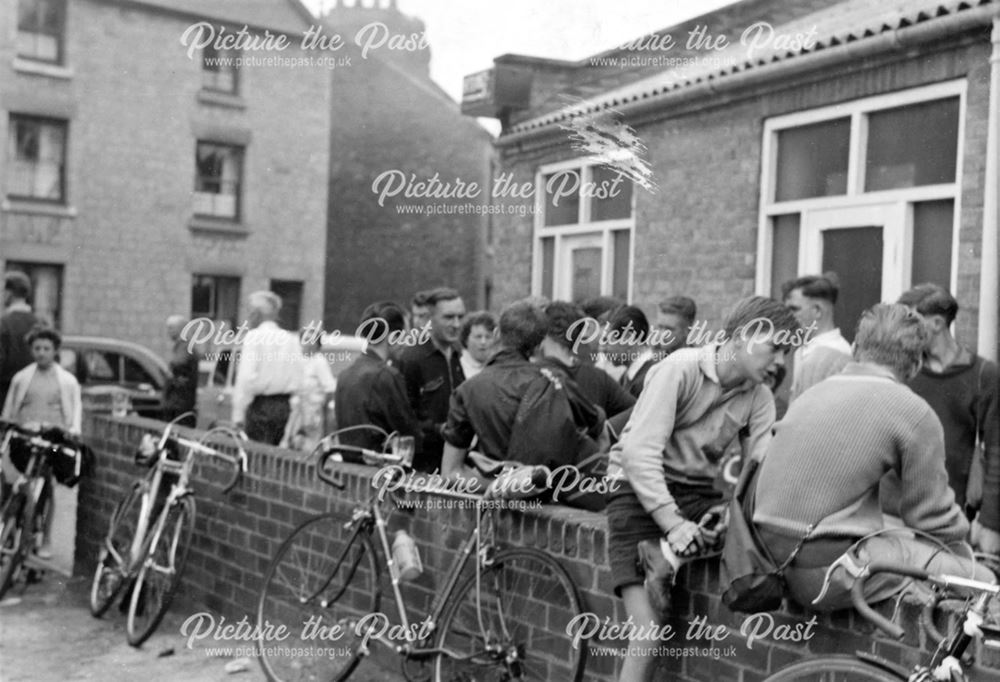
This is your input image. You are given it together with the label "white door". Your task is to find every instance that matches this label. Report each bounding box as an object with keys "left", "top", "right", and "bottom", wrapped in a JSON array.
[{"left": 800, "top": 203, "right": 907, "bottom": 341}]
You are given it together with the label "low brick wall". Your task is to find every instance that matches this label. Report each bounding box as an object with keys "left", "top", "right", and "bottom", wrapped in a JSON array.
[{"left": 76, "top": 414, "right": 1000, "bottom": 681}]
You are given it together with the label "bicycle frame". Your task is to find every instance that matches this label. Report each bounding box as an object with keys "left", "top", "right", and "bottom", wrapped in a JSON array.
[{"left": 340, "top": 486, "right": 498, "bottom": 661}]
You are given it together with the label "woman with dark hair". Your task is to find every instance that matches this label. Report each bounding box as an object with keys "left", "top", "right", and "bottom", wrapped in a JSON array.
[{"left": 458, "top": 311, "right": 498, "bottom": 379}]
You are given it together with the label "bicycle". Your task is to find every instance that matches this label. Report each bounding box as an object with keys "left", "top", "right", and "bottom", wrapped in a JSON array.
[
  {"left": 256, "top": 425, "right": 588, "bottom": 682},
  {"left": 88, "top": 413, "right": 248, "bottom": 646},
  {"left": 0, "top": 419, "right": 90, "bottom": 599},
  {"left": 763, "top": 550, "right": 1000, "bottom": 681}
]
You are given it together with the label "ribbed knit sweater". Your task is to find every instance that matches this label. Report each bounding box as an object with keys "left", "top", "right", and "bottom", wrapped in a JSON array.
[{"left": 754, "top": 362, "right": 968, "bottom": 543}]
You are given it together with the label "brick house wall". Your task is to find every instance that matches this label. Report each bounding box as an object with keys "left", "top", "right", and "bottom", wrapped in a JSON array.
[
  {"left": 0, "top": 0, "right": 330, "bottom": 357},
  {"left": 489, "top": 22, "right": 993, "bottom": 347},
  {"left": 319, "top": 6, "right": 493, "bottom": 331}
]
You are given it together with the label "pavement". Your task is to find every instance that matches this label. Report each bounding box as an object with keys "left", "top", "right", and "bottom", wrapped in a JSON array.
[{"left": 0, "top": 574, "right": 406, "bottom": 682}]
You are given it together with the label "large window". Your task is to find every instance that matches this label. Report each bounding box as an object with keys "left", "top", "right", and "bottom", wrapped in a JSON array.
[
  {"left": 7, "top": 115, "right": 67, "bottom": 202},
  {"left": 202, "top": 45, "right": 239, "bottom": 94},
  {"left": 533, "top": 162, "right": 634, "bottom": 302},
  {"left": 17, "top": 0, "right": 65, "bottom": 64},
  {"left": 758, "top": 81, "right": 963, "bottom": 335},
  {"left": 193, "top": 142, "right": 243, "bottom": 220},
  {"left": 191, "top": 275, "right": 241, "bottom": 328}
]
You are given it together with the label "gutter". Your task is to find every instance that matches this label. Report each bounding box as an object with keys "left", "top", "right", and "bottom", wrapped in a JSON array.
[
  {"left": 496, "top": 3, "right": 999, "bottom": 148},
  {"left": 979, "top": 16, "right": 1000, "bottom": 361}
]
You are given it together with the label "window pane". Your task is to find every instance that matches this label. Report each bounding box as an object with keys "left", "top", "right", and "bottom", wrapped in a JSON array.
[
  {"left": 123, "top": 357, "right": 153, "bottom": 385},
  {"left": 775, "top": 118, "right": 850, "bottom": 201},
  {"left": 271, "top": 280, "right": 303, "bottom": 330},
  {"left": 822, "top": 227, "right": 883, "bottom": 343},
  {"left": 612, "top": 229, "right": 630, "bottom": 300},
  {"left": 191, "top": 276, "right": 213, "bottom": 318},
  {"left": 17, "top": 0, "right": 63, "bottom": 62},
  {"left": 84, "top": 351, "right": 115, "bottom": 382},
  {"left": 542, "top": 169, "right": 580, "bottom": 226},
  {"left": 591, "top": 167, "right": 632, "bottom": 221},
  {"left": 7, "top": 116, "right": 66, "bottom": 201},
  {"left": 866, "top": 98, "right": 958, "bottom": 192},
  {"left": 770, "top": 214, "right": 800, "bottom": 299},
  {"left": 216, "top": 277, "right": 241, "bottom": 327},
  {"left": 195, "top": 142, "right": 242, "bottom": 219},
  {"left": 570, "top": 246, "right": 602, "bottom": 302},
  {"left": 540, "top": 236, "right": 554, "bottom": 299},
  {"left": 912, "top": 199, "right": 953, "bottom": 288}
]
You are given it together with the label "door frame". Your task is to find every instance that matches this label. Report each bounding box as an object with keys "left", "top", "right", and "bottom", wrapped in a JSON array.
[{"left": 800, "top": 202, "right": 909, "bottom": 304}]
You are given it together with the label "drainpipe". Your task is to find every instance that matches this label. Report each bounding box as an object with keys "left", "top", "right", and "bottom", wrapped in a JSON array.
[{"left": 979, "top": 16, "right": 1000, "bottom": 362}]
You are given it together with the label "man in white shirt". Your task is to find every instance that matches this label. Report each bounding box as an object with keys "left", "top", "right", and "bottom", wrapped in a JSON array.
[
  {"left": 232, "top": 291, "right": 304, "bottom": 445},
  {"left": 783, "top": 273, "right": 852, "bottom": 402}
]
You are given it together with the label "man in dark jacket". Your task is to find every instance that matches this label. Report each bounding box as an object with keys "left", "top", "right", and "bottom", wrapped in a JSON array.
[
  {"left": 1, "top": 272, "right": 39, "bottom": 407},
  {"left": 335, "top": 302, "right": 421, "bottom": 456},
  {"left": 396, "top": 287, "right": 466, "bottom": 472}
]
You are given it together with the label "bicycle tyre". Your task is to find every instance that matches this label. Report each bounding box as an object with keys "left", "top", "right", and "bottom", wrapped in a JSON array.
[
  {"left": 126, "top": 495, "right": 195, "bottom": 646},
  {"left": 257, "top": 512, "right": 381, "bottom": 682},
  {"left": 0, "top": 490, "right": 27, "bottom": 599},
  {"left": 433, "top": 546, "right": 587, "bottom": 682},
  {"left": 90, "top": 483, "right": 144, "bottom": 617},
  {"left": 764, "top": 655, "right": 904, "bottom": 681}
]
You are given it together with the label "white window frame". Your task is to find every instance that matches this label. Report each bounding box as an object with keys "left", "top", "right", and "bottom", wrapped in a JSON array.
[
  {"left": 755, "top": 79, "right": 966, "bottom": 298},
  {"left": 532, "top": 157, "right": 636, "bottom": 302}
]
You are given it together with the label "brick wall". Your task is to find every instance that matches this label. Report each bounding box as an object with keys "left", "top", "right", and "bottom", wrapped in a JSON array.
[{"left": 77, "top": 414, "right": 1000, "bottom": 680}]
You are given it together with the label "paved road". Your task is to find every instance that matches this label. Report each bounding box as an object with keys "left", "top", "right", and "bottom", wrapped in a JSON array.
[{"left": 0, "top": 574, "right": 405, "bottom": 682}]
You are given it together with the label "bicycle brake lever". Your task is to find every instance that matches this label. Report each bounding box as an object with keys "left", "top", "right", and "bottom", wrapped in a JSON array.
[{"left": 813, "top": 551, "right": 867, "bottom": 606}]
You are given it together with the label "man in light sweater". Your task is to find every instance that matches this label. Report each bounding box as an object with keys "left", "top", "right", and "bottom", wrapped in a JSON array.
[
  {"left": 782, "top": 272, "right": 852, "bottom": 403},
  {"left": 754, "top": 303, "right": 991, "bottom": 611}
]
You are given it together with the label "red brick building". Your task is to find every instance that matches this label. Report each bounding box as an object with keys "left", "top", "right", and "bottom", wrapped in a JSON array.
[
  {"left": 1, "top": 0, "right": 331, "bottom": 354},
  {"left": 465, "top": 0, "right": 1000, "bottom": 357}
]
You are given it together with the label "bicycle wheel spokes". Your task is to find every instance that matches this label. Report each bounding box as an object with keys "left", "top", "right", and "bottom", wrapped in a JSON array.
[
  {"left": 126, "top": 496, "right": 194, "bottom": 646},
  {"left": 257, "top": 513, "right": 380, "bottom": 682},
  {"left": 763, "top": 655, "right": 903, "bottom": 681},
  {"left": 434, "top": 547, "right": 586, "bottom": 682},
  {"left": 90, "top": 484, "right": 142, "bottom": 617}
]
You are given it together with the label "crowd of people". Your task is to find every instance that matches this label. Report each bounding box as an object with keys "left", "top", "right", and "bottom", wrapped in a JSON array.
[{"left": 1, "top": 268, "right": 998, "bottom": 681}]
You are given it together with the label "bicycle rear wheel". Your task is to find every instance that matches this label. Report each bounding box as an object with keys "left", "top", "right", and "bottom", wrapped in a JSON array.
[
  {"left": 433, "top": 547, "right": 587, "bottom": 682},
  {"left": 126, "top": 495, "right": 195, "bottom": 646},
  {"left": 764, "top": 655, "right": 903, "bottom": 681},
  {"left": 256, "top": 513, "right": 380, "bottom": 682},
  {"left": 90, "top": 483, "right": 143, "bottom": 617},
  {"left": 0, "top": 490, "right": 27, "bottom": 599}
]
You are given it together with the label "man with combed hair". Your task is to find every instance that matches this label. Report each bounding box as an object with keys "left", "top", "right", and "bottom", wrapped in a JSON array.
[
  {"left": 898, "top": 283, "right": 1000, "bottom": 553},
  {"left": 656, "top": 295, "right": 697, "bottom": 356},
  {"left": 232, "top": 291, "right": 303, "bottom": 445},
  {"left": 754, "top": 303, "right": 993, "bottom": 612},
  {"left": 782, "top": 272, "right": 852, "bottom": 402}
]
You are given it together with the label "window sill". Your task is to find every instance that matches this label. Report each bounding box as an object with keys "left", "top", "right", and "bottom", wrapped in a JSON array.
[
  {"left": 189, "top": 216, "right": 249, "bottom": 236},
  {"left": 1, "top": 199, "right": 76, "bottom": 218},
  {"left": 12, "top": 57, "right": 73, "bottom": 80},
  {"left": 197, "top": 90, "right": 246, "bottom": 110}
]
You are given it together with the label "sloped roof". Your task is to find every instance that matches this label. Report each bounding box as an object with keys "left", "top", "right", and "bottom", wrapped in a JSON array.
[
  {"left": 119, "top": 0, "right": 314, "bottom": 34},
  {"left": 505, "top": 0, "right": 998, "bottom": 137}
]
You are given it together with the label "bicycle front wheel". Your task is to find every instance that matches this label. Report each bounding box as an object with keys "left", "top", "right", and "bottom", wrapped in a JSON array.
[
  {"left": 126, "top": 495, "right": 195, "bottom": 646},
  {"left": 0, "top": 490, "right": 27, "bottom": 599},
  {"left": 764, "top": 655, "right": 904, "bottom": 681},
  {"left": 433, "top": 547, "right": 587, "bottom": 682},
  {"left": 256, "top": 513, "right": 381, "bottom": 682},
  {"left": 90, "top": 483, "right": 143, "bottom": 617}
]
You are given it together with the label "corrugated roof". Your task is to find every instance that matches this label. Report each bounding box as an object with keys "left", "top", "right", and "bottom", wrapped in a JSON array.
[
  {"left": 120, "top": 0, "right": 314, "bottom": 34},
  {"left": 505, "top": 0, "right": 997, "bottom": 137}
]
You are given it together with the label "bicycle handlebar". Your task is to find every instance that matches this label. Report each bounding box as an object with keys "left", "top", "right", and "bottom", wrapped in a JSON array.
[
  {"left": 172, "top": 426, "right": 249, "bottom": 494},
  {"left": 851, "top": 561, "right": 932, "bottom": 640},
  {"left": 0, "top": 419, "right": 84, "bottom": 452}
]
